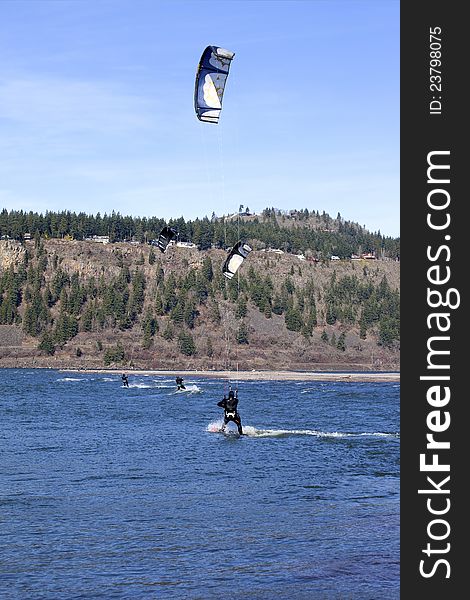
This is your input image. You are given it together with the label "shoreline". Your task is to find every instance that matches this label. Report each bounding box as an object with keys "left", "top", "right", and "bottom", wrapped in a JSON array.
[{"left": 58, "top": 368, "right": 400, "bottom": 383}]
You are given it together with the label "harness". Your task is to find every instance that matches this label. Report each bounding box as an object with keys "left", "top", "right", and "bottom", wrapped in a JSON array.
[{"left": 225, "top": 411, "right": 236, "bottom": 419}]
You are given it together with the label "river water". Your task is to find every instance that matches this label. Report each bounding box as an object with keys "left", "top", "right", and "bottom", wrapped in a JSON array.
[{"left": 1, "top": 369, "right": 399, "bottom": 599}]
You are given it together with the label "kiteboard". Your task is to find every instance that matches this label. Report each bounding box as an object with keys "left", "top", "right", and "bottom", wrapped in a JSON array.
[{"left": 219, "top": 429, "right": 242, "bottom": 438}]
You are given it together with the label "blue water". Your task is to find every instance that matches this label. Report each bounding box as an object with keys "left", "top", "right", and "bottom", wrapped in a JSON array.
[{"left": 0, "top": 369, "right": 399, "bottom": 599}]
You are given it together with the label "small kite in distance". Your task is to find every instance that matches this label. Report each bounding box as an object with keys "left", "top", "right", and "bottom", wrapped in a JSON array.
[
  {"left": 222, "top": 241, "right": 252, "bottom": 279},
  {"left": 156, "top": 226, "right": 177, "bottom": 253}
]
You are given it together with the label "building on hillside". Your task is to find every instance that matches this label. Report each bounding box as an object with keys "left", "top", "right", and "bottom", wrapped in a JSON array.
[{"left": 85, "top": 235, "right": 110, "bottom": 244}]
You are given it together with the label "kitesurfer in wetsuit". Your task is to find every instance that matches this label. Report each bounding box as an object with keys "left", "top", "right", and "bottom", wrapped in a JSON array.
[
  {"left": 121, "top": 373, "right": 129, "bottom": 388},
  {"left": 217, "top": 389, "right": 243, "bottom": 435},
  {"left": 176, "top": 376, "right": 186, "bottom": 391}
]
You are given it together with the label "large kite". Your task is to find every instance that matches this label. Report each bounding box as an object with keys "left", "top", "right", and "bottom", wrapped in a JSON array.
[{"left": 194, "top": 46, "right": 235, "bottom": 124}]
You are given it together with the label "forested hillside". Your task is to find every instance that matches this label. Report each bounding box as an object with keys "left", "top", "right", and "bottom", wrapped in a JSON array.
[
  {"left": 0, "top": 207, "right": 400, "bottom": 260},
  {"left": 0, "top": 219, "right": 400, "bottom": 371}
]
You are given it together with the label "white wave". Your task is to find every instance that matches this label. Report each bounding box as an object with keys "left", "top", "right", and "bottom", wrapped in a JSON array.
[
  {"left": 207, "top": 421, "right": 398, "bottom": 439},
  {"left": 57, "top": 377, "right": 85, "bottom": 382},
  {"left": 207, "top": 420, "right": 224, "bottom": 432},
  {"left": 173, "top": 384, "right": 202, "bottom": 394},
  {"left": 127, "top": 383, "right": 155, "bottom": 388}
]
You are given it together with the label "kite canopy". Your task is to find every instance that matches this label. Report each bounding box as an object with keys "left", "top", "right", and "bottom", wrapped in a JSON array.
[
  {"left": 156, "top": 226, "right": 177, "bottom": 253},
  {"left": 194, "top": 45, "right": 235, "bottom": 124},
  {"left": 222, "top": 241, "right": 252, "bottom": 279}
]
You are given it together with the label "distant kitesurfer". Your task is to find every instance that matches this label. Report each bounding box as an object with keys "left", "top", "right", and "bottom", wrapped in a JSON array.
[
  {"left": 217, "top": 388, "right": 243, "bottom": 435},
  {"left": 176, "top": 376, "right": 186, "bottom": 391},
  {"left": 122, "top": 373, "right": 129, "bottom": 388}
]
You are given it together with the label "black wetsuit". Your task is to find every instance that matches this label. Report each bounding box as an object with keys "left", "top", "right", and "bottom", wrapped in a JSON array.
[
  {"left": 217, "top": 394, "right": 243, "bottom": 435},
  {"left": 176, "top": 377, "right": 186, "bottom": 391},
  {"left": 122, "top": 374, "right": 129, "bottom": 388}
]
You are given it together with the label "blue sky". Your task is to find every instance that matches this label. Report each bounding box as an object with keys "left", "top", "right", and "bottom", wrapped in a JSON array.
[{"left": 0, "top": 0, "right": 399, "bottom": 236}]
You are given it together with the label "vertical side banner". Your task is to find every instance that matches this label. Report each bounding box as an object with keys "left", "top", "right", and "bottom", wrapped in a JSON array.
[{"left": 401, "top": 2, "right": 466, "bottom": 597}]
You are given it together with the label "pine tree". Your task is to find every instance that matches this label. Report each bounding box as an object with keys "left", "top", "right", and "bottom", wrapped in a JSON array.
[
  {"left": 170, "top": 302, "right": 184, "bottom": 326},
  {"left": 51, "top": 269, "right": 69, "bottom": 302},
  {"left": 284, "top": 277, "right": 295, "bottom": 295},
  {"left": 155, "top": 295, "right": 164, "bottom": 316},
  {"left": 359, "top": 317, "right": 367, "bottom": 340},
  {"left": 69, "top": 274, "right": 84, "bottom": 316},
  {"left": 118, "top": 314, "right": 133, "bottom": 330},
  {"left": 54, "top": 313, "right": 78, "bottom": 346},
  {"left": 302, "top": 312, "right": 316, "bottom": 338},
  {"left": 195, "top": 275, "right": 209, "bottom": 304},
  {"left": 237, "top": 322, "right": 249, "bottom": 344},
  {"left": 201, "top": 256, "right": 214, "bottom": 281},
  {"left": 162, "top": 323, "right": 174, "bottom": 341},
  {"left": 227, "top": 279, "right": 239, "bottom": 302},
  {"left": 178, "top": 331, "right": 196, "bottom": 356},
  {"left": 209, "top": 300, "right": 221, "bottom": 325},
  {"left": 130, "top": 269, "right": 146, "bottom": 315},
  {"left": 142, "top": 308, "right": 158, "bottom": 338},
  {"left": 95, "top": 306, "right": 106, "bottom": 329},
  {"left": 104, "top": 344, "right": 125, "bottom": 365},
  {"left": 326, "top": 303, "right": 338, "bottom": 325},
  {"left": 38, "top": 332, "right": 55, "bottom": 355},
  {"left": 43, "top": 285, "right": 54, "bottom": 308},
  {"left": 337, "top": 332, "right": 346, "bottom": 352},
  {"left": 272, "top": 293, "right": 287, "bottom": 315},
  {"left": 236, "top": 297, "right": 247, "bottom": 319},
  {"left": 285, "top": 306, "right": 302, "bottom": 332},
  {"left": 379, "top": 317, "right": 399, "bottom": 347},
  {"left": 163, "top": 278, "right": 178, "bottom": 313},
  {"left": 81, "top": 304, "right": 95, "bottom": 332},
  {"left": 184, "top": 300, "right": 198, "bottom": 329},
  {"left": 59, "top": 288, "right": 69, "bottom": 314}
]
